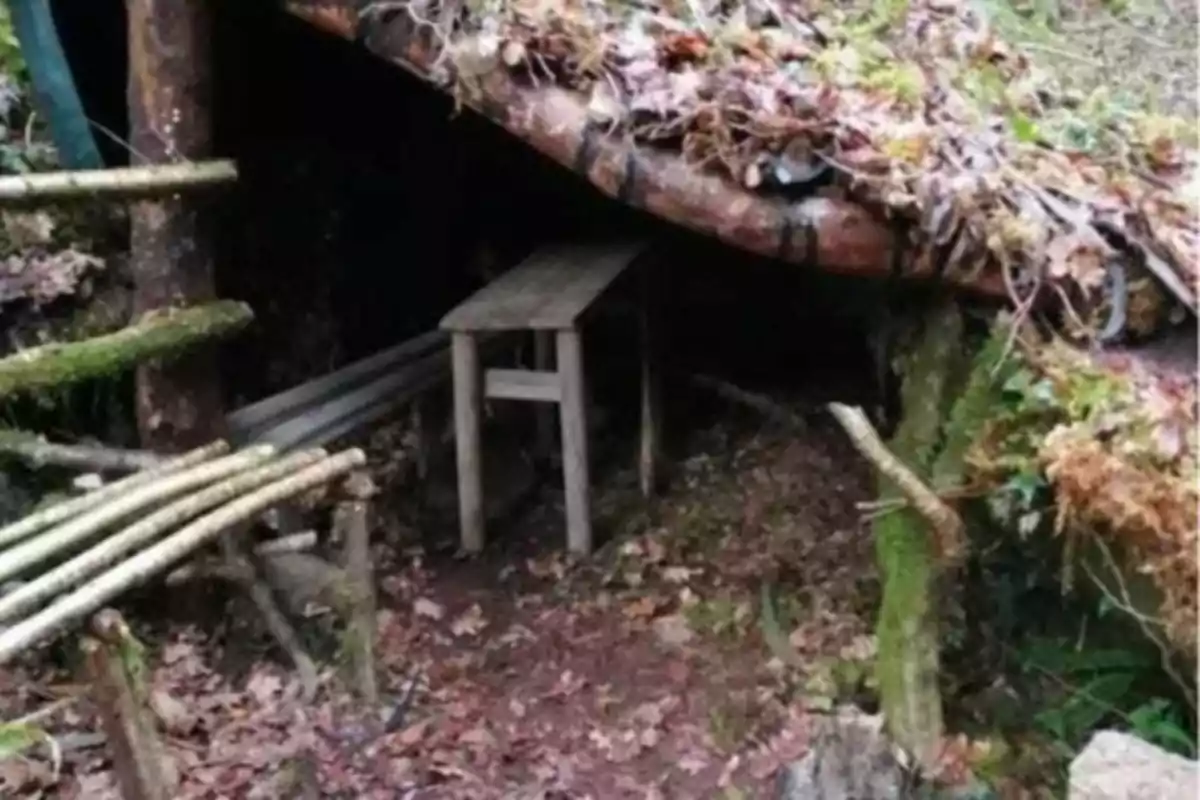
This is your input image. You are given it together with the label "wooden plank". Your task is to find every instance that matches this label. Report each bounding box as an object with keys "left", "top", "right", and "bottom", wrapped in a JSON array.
[
  {"left": 485, "top": 369, "right": 561, "bottom": 403},
  {"left": 227, "top": 329, "right": 448, "bottom": 437},
  {"left": 556, "top": 329, "right": 592, "bottom": 555},
  {"left": 452, "top": 334, "right": 485, "bottom": 553},
  {"left": 440, "top": 241, "right": 645, "bottom": 332}
]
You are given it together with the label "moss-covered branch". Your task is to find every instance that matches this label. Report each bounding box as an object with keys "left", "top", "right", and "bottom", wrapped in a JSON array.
[{"left": 0, "top": 300, "right": 253, "bottom": 399}]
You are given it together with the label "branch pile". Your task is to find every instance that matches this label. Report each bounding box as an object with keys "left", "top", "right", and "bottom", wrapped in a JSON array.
[{"left": 295, "top": 0, "right": 1197, "bottom": 338}]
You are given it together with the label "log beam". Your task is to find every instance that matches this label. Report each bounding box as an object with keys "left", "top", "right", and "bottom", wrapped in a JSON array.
[{"left": 127, "top": 0, "right": 226, "bottom": 451}]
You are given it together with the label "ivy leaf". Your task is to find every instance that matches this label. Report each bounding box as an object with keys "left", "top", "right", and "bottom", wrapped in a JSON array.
[{"left": 1009, "top": 111, "right": 1040, "bottom": 143}]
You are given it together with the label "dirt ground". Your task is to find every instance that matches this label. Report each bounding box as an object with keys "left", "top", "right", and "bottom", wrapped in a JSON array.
[{"left": 0, "top": 405, "right": 879, "bottom": 800}]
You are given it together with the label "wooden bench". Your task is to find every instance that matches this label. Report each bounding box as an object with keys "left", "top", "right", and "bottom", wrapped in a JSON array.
[{"left": 440, "top": 241, "right": 661, "bottom": 556}]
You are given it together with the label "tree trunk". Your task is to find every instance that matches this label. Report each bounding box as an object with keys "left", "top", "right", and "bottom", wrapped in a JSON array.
[
  {"left": 871, "top": 302, "right": 1010, "bottom": 770},
  {"left": 127, "top": 0, "right": 225, "bottom": 451}
]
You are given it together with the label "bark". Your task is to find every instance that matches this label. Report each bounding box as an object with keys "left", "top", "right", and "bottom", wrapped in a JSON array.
[
  {"left": 283, "top": 1, "right": 1009, "bottom": 297},
  {"left": 0, "top": 450, "right": 324, "bottom": 625},
  {"left": 83, "top": 609, "right": 176, "bottom": 800},
  {"left": 0, "top": 441, "right": 229, "bottom": 551},
  {"left": 0, "top": 449, "right": 366, "bottom": 664},
  {"left": 0, "top": 432, "right": 163, "bottom": 473},
  {"left": 870, "top": 300, "right": 967, "bottom": 771},
  {"left": 337, "top": 471, "right": 378, "bottom": 702},
  {"left": 0, "top": 160, "right": 237, "bottom": 204},
  {"left": 0, "top": 301, "right": 254, "bottom": 400},
  {"left": 0, "top": 446, "right": 275, "bottom": 586},
  {"left": 128, "top": 0, "right": 225, "bottom": 451}
]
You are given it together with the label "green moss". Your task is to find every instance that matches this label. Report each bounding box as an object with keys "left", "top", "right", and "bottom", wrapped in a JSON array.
[{"left": 0, "top": 300, "right": 253, "bottom": 400}]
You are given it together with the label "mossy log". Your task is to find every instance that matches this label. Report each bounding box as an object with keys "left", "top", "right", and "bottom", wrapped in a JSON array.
[
  {"left": 0, "top": 300, "right": 253, "bottom": 400},
  {"left": 869, "top": 306, "right": 1011, "bottom": 770}
]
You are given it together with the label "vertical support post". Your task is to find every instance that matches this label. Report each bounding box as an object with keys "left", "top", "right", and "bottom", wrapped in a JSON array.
[
  {"left": 556, "top": 328, "right": 592, "bottom": 555},
  {"left": 84, "top": 609, "right": 176, "bottom": 800},
  {"left": 127, "top": 0, "right": 225, "bottom": 451},
  {"left": 340, "top": 471, "right": 378, "bottom": 703},
  {"left": 451, "top": 333, "right": 485, "bottom": 553},
  {"left": 638, "top": 262, "right": 661, "bottom": 499},
  {"left": 533, "top": 330, "right": 556, "bottom": 465}
]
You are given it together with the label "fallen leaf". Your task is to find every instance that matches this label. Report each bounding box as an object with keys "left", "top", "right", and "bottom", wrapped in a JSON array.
[
  {"left": 622, "top": 596, "right": 659, "bottom": 620},
  {"left": 413, "top": 597, "right": 445, "bottom": 620},
  {"left": 450, "top": 604, "right": 488, "bottom": 637},
  {"left": 652, "top": 614, "right": 695, "bottom": 647},
  {"left": 150, "top": 688, "right": 196, "bottom": 735}
]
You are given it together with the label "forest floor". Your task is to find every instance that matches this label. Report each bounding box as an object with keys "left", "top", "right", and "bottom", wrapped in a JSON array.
[{"left": 0, "top": 408, "right": 879, "bottom": 799}]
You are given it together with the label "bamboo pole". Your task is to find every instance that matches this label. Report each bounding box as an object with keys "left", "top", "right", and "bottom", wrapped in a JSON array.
[
  {"left": 0, "top": 450, "right": 324, "bottom": 624},
  {"left": 0, "top": 446, "right": 276, "bottom": 585},
  {"left": 0, "top": 449, "right": 366, "bottom": 664},
  {"left": 0, "top": 301, "right": 254, "bottom": 400},
  {"left": 0, "top": 160, "right": 236, "bottom": 204},
  {"left": 0, "top": 440, "right": 228, "bottom": 551}
]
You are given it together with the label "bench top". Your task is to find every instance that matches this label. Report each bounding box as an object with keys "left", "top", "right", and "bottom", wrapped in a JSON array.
[{"left": 440, "top": 241, "right": 645, "bottom": 332}]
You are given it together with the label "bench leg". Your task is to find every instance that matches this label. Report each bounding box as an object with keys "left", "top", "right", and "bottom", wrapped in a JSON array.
[
  {"left": 639, "top": 264, "right": 661, "bottom": 499},
  {"left": 556, "top": 328, "right": 592, "bottom": 555},
  {"left": 451, "top": 333, "right": 485, "bottom": 553},
  {"left": 533, "top": 330, "right": 556, "bottom": 466}
]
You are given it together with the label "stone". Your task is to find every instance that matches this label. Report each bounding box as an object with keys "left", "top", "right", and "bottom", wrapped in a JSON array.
[
  {"left": 775, "top": 706, "right": 916, "bottom": 799},
  {"left": 1069, "top": 730, "right": 1198, "bottom": 800}
]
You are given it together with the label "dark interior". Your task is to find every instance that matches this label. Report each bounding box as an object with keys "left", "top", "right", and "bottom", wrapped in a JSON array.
[{"left": 50, "top": 0, "right": 881, "bottom": 434}]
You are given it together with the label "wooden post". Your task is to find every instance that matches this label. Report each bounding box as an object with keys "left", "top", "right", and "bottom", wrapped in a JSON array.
[
  {"left": 556, "top": 328, "right": 592, "bottom": 555},
  {"left": 533, "top": 330, "right": 556, "bottom": 466},
  {"left": 638, "top": 263, "right": 661, "bottom": 499},
  {"left": 451, "top": 333, "right": 485, "bottom": 553},
  {"left": 127, "top": 0, "right": 226, "bottom": 451},
  {"left": 84, "top": 609, "right": 175, "bottom": 800},
  {"left": 340, "top": 471, "right": 378, "bottom": 703}
]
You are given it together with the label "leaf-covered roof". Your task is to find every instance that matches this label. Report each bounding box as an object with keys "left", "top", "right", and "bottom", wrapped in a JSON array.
[{"left": 334, "top": 0, "right": 1198, "bottom": 339}]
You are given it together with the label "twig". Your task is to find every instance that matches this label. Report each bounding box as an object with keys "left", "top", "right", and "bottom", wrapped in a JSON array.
[
  {"left": 0, "top": 433, "right": 163, "bottom": 473},
  {"left": 827, "top": 403, "right": 966, "bottom": 562},
  {"left": 689, "top": 373, "right": 812, "bottom": 429},
  {"left": 0, "top": 449, "right": 367, "bottom": 664},
  {"left": 1082, "top": 536, "right": 1196, "bottom": 710}
]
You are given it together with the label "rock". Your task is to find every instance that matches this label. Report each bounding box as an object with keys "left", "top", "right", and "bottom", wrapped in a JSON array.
[
  {"left": 775, "top": 706, "right": 914, "bottom": 799},
  {"left": 1069, "top": 730, "right": 1198, "bottom": 800}
]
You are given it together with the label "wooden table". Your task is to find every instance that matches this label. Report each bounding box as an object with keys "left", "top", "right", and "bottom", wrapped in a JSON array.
[{"left": 439, "top": 241, "right": 659, "bottom": 555}]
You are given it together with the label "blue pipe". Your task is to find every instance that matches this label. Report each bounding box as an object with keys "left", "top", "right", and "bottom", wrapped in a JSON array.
[{"left": 7, "top": 0, "right": 103, "bottom": 169}]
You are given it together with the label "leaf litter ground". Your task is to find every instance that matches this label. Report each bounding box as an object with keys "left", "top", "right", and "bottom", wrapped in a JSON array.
[{"left": 1, "top": 411, "right": 877, "bottom": 799}]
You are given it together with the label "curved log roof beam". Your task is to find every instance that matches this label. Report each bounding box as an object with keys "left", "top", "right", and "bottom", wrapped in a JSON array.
[{"left": 283, "top": 0, "right": 1008, "bottom": 298}]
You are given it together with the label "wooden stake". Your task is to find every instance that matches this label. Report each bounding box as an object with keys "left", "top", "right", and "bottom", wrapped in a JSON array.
[
  {"left": 339, "top": 471, "right": 378, "bottom": 703},
  {"left": 84, "top": 609, "right": 175, "bottom": 800},
  {"left": 127, "top": 0, "right": 225, "bottom": 451}
]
